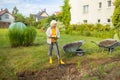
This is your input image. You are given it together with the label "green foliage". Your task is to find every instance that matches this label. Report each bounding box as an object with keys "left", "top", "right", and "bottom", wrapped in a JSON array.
[
  {"left": 8, "top": 27, "right": 37, "bottom": 47},
  {"left": 24, "top": 14, "right": 36, "bottom": 26},
  {"left": 62, "top": 0, "right": 71, "bottom": 27},
  {"left": 56, "top": 12, "right": 63, "bottom": 21},
  {"left": 1, "top": 29, "right": 120, "bottom": 79},
  {"left": 113, "top": 0, "right": 120, "bottom": 8},
  {"left": 12, "top": 7, "right": 36, "bottom": 26},
  {"left": 76, "top": 62, "right": 81, "bottom": 71},
  {"left": 23, "top": 27, "right": 37, "bottom": 46},
  {"left": 97, "top": 65, "right": 107, "bottom": 78},
  {"left": 38, "top": 18, "right": 50, "bottom": 29},
  {"left": 14, "top": 13, "right": 25, "bottom": 22},
  {"left": 57, "top": 21, "right": 65, "bottom": 32},
  {"left": 12, "top": 6, "right": 19, "bottom": 15},
  {"left": 65, "top": 24, "right": 113, "bottom": 38},
  {"left": 112, "top": 0, "right": 120, "bottom": 29},
  {"left": 12, "top": 6, "right": 25, "bottom": 23},
  {"left": 36, "top": 14, "right": 59, "bottom": 30},
  {"left": 8, "top": 27, "right": 25, "bottom": 47}
]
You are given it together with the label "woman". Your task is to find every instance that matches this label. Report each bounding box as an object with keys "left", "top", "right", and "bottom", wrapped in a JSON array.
[{"left": 46, "top": 20, "right": 64, "bottom": 64}]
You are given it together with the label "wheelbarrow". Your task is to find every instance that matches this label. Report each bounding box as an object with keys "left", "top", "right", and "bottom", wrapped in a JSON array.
[
  {"left": 91, "top": 39, "right": 120, "bottom": 53},
  {"left": 63, "top": 40, "right": 85, "bottom": 56}
]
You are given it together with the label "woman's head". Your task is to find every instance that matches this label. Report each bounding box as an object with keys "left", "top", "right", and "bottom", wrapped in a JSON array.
[{"left": 50, "top": 20, "right": 57, "bottom": 28}]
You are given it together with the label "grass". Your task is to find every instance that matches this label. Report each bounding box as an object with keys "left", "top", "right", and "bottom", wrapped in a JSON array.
[{"left": 0, "top": 29, "right": 120, "bottom": 79}]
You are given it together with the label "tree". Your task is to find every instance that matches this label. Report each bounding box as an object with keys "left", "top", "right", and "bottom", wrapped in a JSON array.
[
  {"left": 61, "top": 0, "right": 71, "bottom": 27},
  {"left": 25, "top": 14, "right": 36, "bottom": 26},
  {"left": 12, "top": 6, "right": 19, "bottom": 15},
  {"left": 112, "top": 0, "right": 120, "bottom": 29},
  {"left": 56, "top": 12, "right": 62, "bottom": 21},
  {"left": 14, "top": 13, "right": 25, "bottom": 22},
  {"left": 12, "top": 6, "right": 25, "bottom": 22}
]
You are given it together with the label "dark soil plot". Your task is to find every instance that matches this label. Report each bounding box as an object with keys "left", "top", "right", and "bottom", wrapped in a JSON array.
[
  {"left": 17, "top": 57, "right": 120, "bottom": 80},
  {"left": 17, "top": 64, "right": 79, "bottom": 80}
]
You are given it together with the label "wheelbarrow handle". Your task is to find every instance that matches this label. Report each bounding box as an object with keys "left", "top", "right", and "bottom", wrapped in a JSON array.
[{"left": 118, "top": 42, "right": 120, "bottom": 46}]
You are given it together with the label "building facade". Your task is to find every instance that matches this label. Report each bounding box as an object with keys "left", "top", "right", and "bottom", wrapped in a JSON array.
[
  {"left": 70, "top": 0, "right": 114, "bottom": 25},
  {"left": 0, "top": 9, "right": 14, "bottom": 28},
  {"left": 32, "top": 9, "right": 49, "bottom": 22}
]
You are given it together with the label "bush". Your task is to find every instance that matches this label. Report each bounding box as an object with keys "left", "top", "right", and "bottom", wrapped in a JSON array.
[
  {"left": 8, "top": 26, "right": 37, "bottom": 47},
  {"left": 84, "top": 31, "right": 91, "bottom": 36},
  {"left": 8, "top": 27, "right": 25, "bottom": 47},
  {"left": 66, "top": 24, "right": 113, "bottom": 38},
  {"left": 57, "top": 21, "right": 66, "bottom": 32},
  {"left": 23, "top": 27, "right": 37, "bottom": 46}
]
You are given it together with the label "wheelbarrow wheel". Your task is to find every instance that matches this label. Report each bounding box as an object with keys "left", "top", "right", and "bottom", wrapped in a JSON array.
[
  {"left": 76, "top": 49, "right": 85, "bottom": 56},
  {"left": 108, "top": 48, "right": 114, "bottom": 53},
  {"left": 76, "top": 52, "right": 84, "bottom": 56}
]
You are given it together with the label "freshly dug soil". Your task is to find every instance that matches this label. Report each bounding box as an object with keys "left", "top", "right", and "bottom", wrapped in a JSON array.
[
  {"left": 17, "top": 63, "right": 79, "bottom": 80},
  {"left": 99, "top": 39, "right": 117, "bottom": 47},
  {"left": 17, "top": 56, "right": 120, "bottom": 80}
]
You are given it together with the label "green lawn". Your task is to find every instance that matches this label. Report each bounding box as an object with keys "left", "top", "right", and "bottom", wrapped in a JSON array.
[{"left": 0, "top": 29, "right": 120, "bottom": 79}]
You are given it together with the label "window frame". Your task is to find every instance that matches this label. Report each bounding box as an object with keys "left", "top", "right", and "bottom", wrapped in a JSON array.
[
  {"left": 83, "top": 20, "right": 87, "bottom": 23},
  {"left": 98, "top": 19, "right": 101, "bottom": 23},
  {"left": 107, "top": 0, "right": 112, "bottom": 7},
  {"left": 83, "top": 5, "right": 89, "bottom": 13},
  {"left": 107, "top": 19, "right": 111, "bottom": 23},
  {"left": 4, "top": 14, "right": 9, "bottom": 19},
  {"left": 99, "top": 2, "right": 102, "bottom": 9}
]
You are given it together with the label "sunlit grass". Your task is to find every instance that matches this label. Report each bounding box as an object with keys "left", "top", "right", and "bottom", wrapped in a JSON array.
[{"left": 0, "top": 29, "right": 120, "bottom": 79}]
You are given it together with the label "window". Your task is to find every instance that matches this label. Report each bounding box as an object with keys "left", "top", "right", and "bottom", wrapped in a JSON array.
[
  {"left": 98, "top": 19, "right": 101, "bottom": 23},
  {"left": 83, "top": 20, "right": 87, "bottom": 23},
  {"left": 108, "top": 0, "right": 112, "bottom": 7},
  {"left": 5, "top": 14, "right": 9, "bottom": 19},
  {"left": 107, "top": 19, "right": 111, "bottom": 22},
  {"left": 99, "top": 2, "right": 102, "bottom": 8},
  {"left": 83, "top": 5, "right": 89, "bottom": 13}
]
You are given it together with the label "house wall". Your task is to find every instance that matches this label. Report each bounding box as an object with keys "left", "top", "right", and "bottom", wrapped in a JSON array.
[
  {"left": 0, "top": 21, "right": 10, "bottom": 28},
  {"left": 70, "top": 0, "right": 114, "bottom": 25},
  {"left": 41, "top": 12, "right": 49, "bottom": 17},
  {"left": 0, "top": 13, "right": 14, "bottom": 23}
]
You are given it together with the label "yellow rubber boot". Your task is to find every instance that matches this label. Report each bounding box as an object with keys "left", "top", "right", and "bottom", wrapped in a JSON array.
[
  {"left": 58, "top": 59, "right": 65, "bottom": 64},
  {"left": 60, "top": 60, "right": 65, "bottom": 64},
  {"left": 49, "top": 57, "right": 52, "bottom": 64}
]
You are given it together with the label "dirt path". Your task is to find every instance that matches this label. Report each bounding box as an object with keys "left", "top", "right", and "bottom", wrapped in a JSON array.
[{"left": 17, "top": 56, "right": 120, "bottom": 80}]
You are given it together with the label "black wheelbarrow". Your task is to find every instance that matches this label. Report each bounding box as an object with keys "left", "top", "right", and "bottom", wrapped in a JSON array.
[
  {"left": 63, "top": 40, "right": 85, "bottom": 56},
  {"left": 91, "top": 39, "right": 120, "bottom": 53}
]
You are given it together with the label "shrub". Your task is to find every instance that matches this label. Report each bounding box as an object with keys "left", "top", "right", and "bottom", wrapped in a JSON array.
[
  {"left": 112, "top": 0, "right": 120, "bottom": 29},
  {"left": 84, "top": 31, "right": 91, "bottom": 36},
  {"left": 8, "top": 27, "right": 25, "bottom": 47},
  {"left": 65, "top": 26, "right": 73, "bottom": 34},
  {"left": 65, "top": 23, "right": 113, "bottom": 38},
  {"left": 8, "top": 25, "right": 37, "bottom": 47},
  {"left": 9, "top": 22, "right": 26, "bottom": 47},
  {"left": 57, "top": 21, "right": 66, "bottom": 32},
  {"left": 23, "top": 27, "right": 37, "bottom": 46}
]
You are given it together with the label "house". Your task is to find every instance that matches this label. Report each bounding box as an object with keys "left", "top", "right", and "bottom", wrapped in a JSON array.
[
  {"left": 0, "top": 8, "right": 14, "bottom": 28},
  {"left": 32, "top": 9, "right": 49, "bottom": 22},
  {"left": 70, "top": 0, "right": 114, "bottom": 25}
]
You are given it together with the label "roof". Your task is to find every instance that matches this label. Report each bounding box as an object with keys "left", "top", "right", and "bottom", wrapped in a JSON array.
[
  {"left": 0, "top": 9, "right": 12, "bottom": 16},
  {"left": 37, "top": 10, "right": 49, "bottom": 17},
  {"left": 32, "top": 9, "right": 49, "bottom": 20}
]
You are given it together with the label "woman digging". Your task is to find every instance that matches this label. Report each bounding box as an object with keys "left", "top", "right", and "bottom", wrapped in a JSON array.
[{"left": 46, "top": 20, "right": 65, "bottom": 65}]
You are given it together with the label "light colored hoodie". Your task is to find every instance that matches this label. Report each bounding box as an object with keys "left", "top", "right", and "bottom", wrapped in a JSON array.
[{"left": 46, "top": 26, "right": 60, "bottom": 44}]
